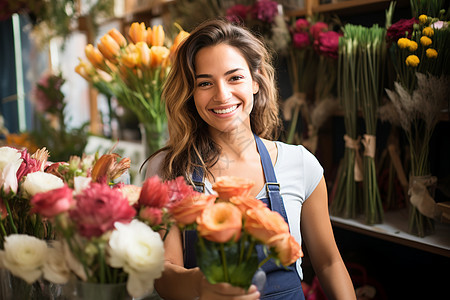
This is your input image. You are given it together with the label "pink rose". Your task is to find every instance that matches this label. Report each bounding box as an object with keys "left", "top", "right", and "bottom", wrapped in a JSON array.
[
  {"left": 139, "top": 207, "right": 163, "bottom": 227},
  {"left": 295, "top": 18, "right": 310, "bottom": 32},
  {"left": 249, "top": 0, "right": 278, "bottom": 23},
  {"left": 166, "top": 176, "right": 195, "bottom": 205},
  {"left": 70, "top": 183, "right": 136, "bottom": 238},
  {"left": 138, "top": 176, "right": 169, "bottom": 208},
  {"left": 314, "top": 31, "right": 341, "bottom": 59},
  {"left": 226, "top": 4, "right": 249, "bottom": 24},
  {"left": 293, "top": 32, "right": 311, "bottom": 49},
  {"left": 310, "top": 22, "right": 328, "bottom": 40},
  {"left": 31, "top": 184, "right": 74, "bottom": 218}
]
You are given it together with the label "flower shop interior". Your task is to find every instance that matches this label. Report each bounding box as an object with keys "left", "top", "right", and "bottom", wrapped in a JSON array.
[{"left": 1, "top": 0, "right": 449, "bottom": 299}]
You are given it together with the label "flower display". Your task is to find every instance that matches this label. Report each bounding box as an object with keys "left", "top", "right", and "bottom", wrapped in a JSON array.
[
  {"left": 76, "top": 22, "right": 189, "bottom": 155},
  {"left": 168, "top": 175, "right": 303, "bottom": 289}
]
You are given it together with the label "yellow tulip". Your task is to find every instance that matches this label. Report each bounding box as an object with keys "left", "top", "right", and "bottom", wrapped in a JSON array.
[
  {"left": 422, "top": 26, "right": 434, "bottom": 37},
  {"left": 108, "top": 28, "right": 127, "bottom": 47},
  {"left": 146, "top": 27, "right": 153, "bottom": 45},
  {"left": 420, "top": 36, "right": 432, "bottom": 47},
  {"left": 129, "top": 22, "right": 148, "bottom": 44},
  {"left": 426, "top": 48, "right": 438, "bottom": 58},
  {"left": 397, "top": 38, "right": 410, "bottom": 49},
  {"left": 407, "top": 40, "right": 418, "bottom": 52},
  {"left": 98, "top": 34, "right": 120, "bottom": 61},
  {"left": 135, "top": 41, "right": 151, "bottom": 68},
  {"left": 85, "top": 44, "right": 104, "bottom": 68},
  {"left": 405, "top": 55, "right": 420, "bottom": 67},
  {"left": 419, "top": 14, "right": 428, "bottom": 24},
  {"left": 121, "top": 44, "right": 140, "bottom": 68},
  {"left": 151, "top": 25, "right": 165, "bottom": 47},
  {"left": 75, "top": 59, "right": 95, "bottom": 81},
  {"left": 150, "top": 46, "right": 170, "bottom": 67}
]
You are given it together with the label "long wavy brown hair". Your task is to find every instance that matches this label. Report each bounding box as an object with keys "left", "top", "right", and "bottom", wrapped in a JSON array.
[{"left": 147, "top": 18, "right": 282, "bottom": 182}]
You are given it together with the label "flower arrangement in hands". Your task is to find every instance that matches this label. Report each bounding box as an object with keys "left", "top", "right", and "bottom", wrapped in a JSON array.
[
  {"left": 168, "top": 176, "right": 303, "bottom": 289},
  {"left": 75, "top": 22, "right": 189, "bottom": 155}
]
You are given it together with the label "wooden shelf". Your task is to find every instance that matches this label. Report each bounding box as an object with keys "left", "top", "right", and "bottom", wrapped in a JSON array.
[{"left": 331, "top": 209, "right": 450, "bottom": 258}]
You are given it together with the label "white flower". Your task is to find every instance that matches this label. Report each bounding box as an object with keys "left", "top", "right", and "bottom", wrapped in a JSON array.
[
  {"left": 0, "top": 234, "right": 47, "bottom": 284},
  {"left": 73, "top": 176, "right": 92, "bottom": 194},
  {"left": 43, "top": 241, "right": 71, "bottom": 284},
  {"left": 108, "top": 220, "right": 165, "bottom": 298},
  {"left": 22, "top": 171, "right": 64, "bottom": 197},
  {"left": 0, "top": 146, "right": 22, "bottom": 194}
]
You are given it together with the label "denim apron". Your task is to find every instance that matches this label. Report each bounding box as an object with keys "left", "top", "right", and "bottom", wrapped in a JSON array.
[{"left": 184, "top": 135, "right": 305, "bottom": 299}]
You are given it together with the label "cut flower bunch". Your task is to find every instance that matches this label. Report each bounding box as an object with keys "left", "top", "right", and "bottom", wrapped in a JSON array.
[
  {"left": 75, "top": 22, "right": 189, "bottom": 155},
  {"left": 168, "top": 176, "right": 303, "bottom": 289}
]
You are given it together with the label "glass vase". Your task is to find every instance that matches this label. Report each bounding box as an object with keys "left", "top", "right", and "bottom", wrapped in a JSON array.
[
  {"left": 139, "top": 121, "right": 168, "bottom": 157},
  {"left": 408, "top": 174, "right": 436, "bottom": 237},
  {"left": 71, "top": 281, "right": 131, "bottom": 300}
]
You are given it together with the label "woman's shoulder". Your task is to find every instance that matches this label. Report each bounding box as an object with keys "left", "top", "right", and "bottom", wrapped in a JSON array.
[
  {"left": 144, "top": 150, "right": 167, "bottom": 178},
  {"left": 274, "top": 141, "right": 322, "bottom": 168}
]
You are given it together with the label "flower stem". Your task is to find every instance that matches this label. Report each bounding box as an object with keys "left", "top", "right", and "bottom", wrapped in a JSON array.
[
  {"left": 4, "top": 198, "right": 18, "bottom": 234},
  {"left": 220, "top": 243, "right": 229, "bottom": 283}
]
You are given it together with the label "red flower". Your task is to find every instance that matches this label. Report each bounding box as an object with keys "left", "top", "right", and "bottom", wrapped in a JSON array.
[
  {"left": 249, "top": 0, "right": 278, "bottom": 23},
  {"left": 226, "top": 4, "right": 249, "bottom": 24},
  {"left": 70, "top": 183, "right": 136, "bottom": 238},
  {"left": 166, "top": 176, "right": 195, "bottom": 206},
  {"left": 293, "top": 32, "right": 311, "bottom": 49},
  {"left": 138, "top": 176, "right": 169, "bottom": 208},
  {"left": 314, "top": 31, "right": 341, "bottom": 59},
  {"left": 310, "top": 22, "right": 328, "bottom": 40},
  {"left": 295, "top": 18, "right": 310, "bottom": 32},
  {"left": 386, "top": 18, "right": 418, "bottom": 44},
  {"left": 16, "top": 149, "right": 42, "bottom": 182},
  {"left": 139, "top": 207, "right": 163, "bottom": 227},
  {"left": 30, "top": 184, "right": 74, "bottom": 218}
]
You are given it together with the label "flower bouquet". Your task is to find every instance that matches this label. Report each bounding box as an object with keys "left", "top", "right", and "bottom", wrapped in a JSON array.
[
  {"left": 168, "top": 176, "right": 303, "bottom": 290},
  {"left": 76, "top": 22, "right": 189, "bottom": 155}
]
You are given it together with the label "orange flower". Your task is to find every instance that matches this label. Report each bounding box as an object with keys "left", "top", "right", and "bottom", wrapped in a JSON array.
[
  {"left": 150, "top": 46, "right": 170, "bottom": 67},
  {"left": 121, "top": 44, "right": 140, "bottom": 68},
  {"left": 129, "top": 22, "right": 148, "bottom": 44},
  {"left": 91, "top": 153, "right": 131, "bottom": 183},
  {"left": 135, "top": 41, "right": 151, "bottom": 68},
  {"left": 151, "top": 25, "right": 165, "bottom": 47},
  {"left": 118, "top": 184, "right": 142, "bottom": 206},
  {"left": 197, "top": 202, "right": 242, "bottom": 243},
  {"left": 212, "top": 176, "right": 254, "bottom": 201},
  {"left": 85, "top": 44, "right": 104, "bottom": 68},
  {"left": 171, "top": 30, "right": 190, "bottom": 54},
  {"left": 98, "top": 34, "right": 120, "bottom": 61},
  {"left": 229, "top": 195, "right": 266, "bottom": 213},
  {"left": 108, "top": 28, "right": 127, "bottom": 47},
  {"left": 267, "top": 233, "right": 303, "bottom": 266},
  {"left": 244, "top": 207, "right": 289, "bottom": 244},
  {"left": 169, "top": 193, "right": 216, "bottom": 226},
  {"left": 75, "top": 59, "right": 95, "bottom": 82}
]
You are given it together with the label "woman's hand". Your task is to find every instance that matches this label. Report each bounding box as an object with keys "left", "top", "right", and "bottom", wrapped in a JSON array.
[{"left": 199, "top": 277, "right": 260, "bottom": 300}]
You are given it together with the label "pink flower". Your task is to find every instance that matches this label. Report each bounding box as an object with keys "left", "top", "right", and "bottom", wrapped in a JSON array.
[
  {"left": 139, "top": 207, "right": 163, "bottom": 226},
  {"left": 70, "top": 183, "right": 136, "bottom": 238},
  {"left": 31, "top": 184, "right": 74, "bottom": 218},
  {"left": 293, "top": 32, "right": 311, "bottom": 49},
  {"left": 226, "top": 4, "right": 249, "bottom": 24},
  {"left": 166, "top": 176, "right": 195, "bottom": 205},
  {"left": 295, "top": 18, "right": 310, "bottom": 32},
  {"left": 314, "top": 31, "right": 341, "bottom": 59},
  {"left": 31, "top": 73, "right": 65, "bottom": 114},
  {"left": 16, "top": 149, "right": 42, "bottom": 182},
  {"left": 249, "top": 0, "right": 278, "bottom": 23},
  {"left": 138, "top": 176, "right": 169, "bottom": 208},
  {"left": 310, "top": 22, "right": 328, "bottom": 40},
  {"left": 386, "top": 18, "right": 418, "bottom": 43}
]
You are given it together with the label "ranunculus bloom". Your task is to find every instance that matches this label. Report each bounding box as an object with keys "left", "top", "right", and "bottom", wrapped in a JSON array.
[
  {"left": 109, "top": 220, "right": 165, "bottom": 298},
  {"left": 119, "top": 184, "right": 142, "bottom": 206},
  {"left": 22, "top": 171, "right": 64, "bottom": 198},
  {"left": 295, "top": 18, "right": 310, "bottom": 32},
  {"left": 267, "top": 233, "right": 303, "bottom": 266},
  {"left": 314, "top": 31, "right": 341, "bottom": 59},
  {"left": 244, "top": 207, "right": 289, "bottom": 244},
  {"left": 226, "top": 4, "right": 249, "bottom": 24},
  {"left": 212, "top": 176, "right": 254, "bottom": 201},
  {"left": 293, "top": 32, "right": 311, "bottom": 49},
  {"left": 229, "top": 195, "right": 266, "bottom": 213},
  {"left": 43, "top": 240, "right": 70, "bottom": 284},
  {"left": 310, "top": 22, "right": 328, "bottom": 40},
  {"left": 0, "top": 234, "right": 47, "bottom": 284},
  {"left": 70, "top": 183, "right": 136, "bottom": 238},
  {"left": 166, "top": 176, "right": 195, "bottom": 204},
  {"left": 139, "top": 176, "right": 169, "bottom": 208},
  {"left": 197, "top": 202, "right": 242, "bottom": 243},
  {"left": 169, "top": 192, "right": 216, "bottom": 226},
  {"left": 31, "top": 184, "right": 74, "bottom": 218},
  {"left": 386, "top": 18, "right": 418, "bottom": 43},
  {"left": 0, "top": 146, "right": 22, "bottom": 194},
  {"left": 139, "top": 207, "right": 163, "bottom": 226},
  {"left": 249, "top": 0, "right": 278, "bottom": 23}
]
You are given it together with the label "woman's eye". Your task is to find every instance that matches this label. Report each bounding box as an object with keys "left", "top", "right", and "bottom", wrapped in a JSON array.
[
  {"left": 198, "top": 81, "right": 211, "bottom": 87},
  {"left": 230, "top": 75, "right": 244, "bottom": 82}
]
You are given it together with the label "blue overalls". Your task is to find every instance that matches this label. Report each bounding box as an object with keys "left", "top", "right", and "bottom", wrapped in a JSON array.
[{"left": 184, "top": 134, "right": 305, "bottom": 299}]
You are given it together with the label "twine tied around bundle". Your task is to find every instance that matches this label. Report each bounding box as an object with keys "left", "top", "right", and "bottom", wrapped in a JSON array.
[
  {"left": 408, "top": 175, "right": 438, "bottom": 219},
  {"left": 283, "top": 92, "right": 307, "bottom": 121},
  {"left": 344, "top": 134, "right": 363, "bottom": 182},
  {"left": 362, "top": 134, "right": 376, "bottom": 158}
]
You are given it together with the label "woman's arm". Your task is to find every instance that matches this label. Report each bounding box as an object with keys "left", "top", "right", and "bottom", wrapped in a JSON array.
[{"left": 301, "top": 177, "right": 356, "bottom": 300}]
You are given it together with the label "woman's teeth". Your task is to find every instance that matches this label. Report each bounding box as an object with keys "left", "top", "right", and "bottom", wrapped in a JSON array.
[{"left": 212, "top": 105, "right": 238, "bottom": 114}]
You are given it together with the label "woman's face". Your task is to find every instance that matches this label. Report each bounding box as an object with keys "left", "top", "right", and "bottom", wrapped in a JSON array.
[{"left": 193, "top": 43, "right": 259, "bottom": 136}]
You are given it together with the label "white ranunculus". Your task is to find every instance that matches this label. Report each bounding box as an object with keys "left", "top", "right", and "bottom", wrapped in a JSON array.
[
  {"left": 43, "top": 241, "right": 70, "bottom": 284},
  {"left": 1, "top": 234, "right": 47, "bottom": 284},
  {"left": 109, "top": 220, "right": 165, "bottom": 298},
  {"left": 0, "top": 146, "right": 22, "bottom": 194},
  {"left": 22, "top": 171, "right": 64, "bottom": 197}
]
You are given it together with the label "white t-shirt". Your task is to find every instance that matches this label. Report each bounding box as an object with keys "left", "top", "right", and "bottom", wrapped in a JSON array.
[{"left": 146, "top": 141, "right": 324, "bottom": 280}]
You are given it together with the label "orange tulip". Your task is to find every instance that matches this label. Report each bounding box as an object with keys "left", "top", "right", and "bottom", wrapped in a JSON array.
[
  {"left": 197, "top": 202, "right": 242, "bottom": 243},
  {"left": 129, "top": 22, "right": 148, "bottom": 44},
  {"left": 171, "top": 30, "right": 190, "bottom": 55},
  {"left": 146, "top": 27, "right": 153, "bottom": 45},
  {"left": 135, "top": 41, "right": 151, "bottom": 68},
  {"left": 75, "top": 59, "right": 95, "bottom": 81},
  {"left": 150, "top": 46, "right": 170, "bottom": 67},
  {"left": 151, "top": 25, "right": 165, "bottom": 47},
  {"left": 85, "top": 44, "right": 104, "bottom": 68},
  {"left": 98, "top": 34, "right": 120, "bottom": 61},
  {"left": 121, "top": 43, "right": 140, "bottom": 68},
  {"left": 108, "top": 28, "right": 127, "bottom": 47}
]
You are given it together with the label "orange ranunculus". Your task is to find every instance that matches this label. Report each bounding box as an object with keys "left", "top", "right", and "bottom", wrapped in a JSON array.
[
  {"left": 229, "top": 195, "right": 266, "bottom": 213},
  {"left": 135, "top": 41, "right": 151, "bottom": 68},
  {"left": 91, "top": 153, "right": 131, "bottom": 183},
  {"left": 151, "top": 25, "right": 165, "bottom": 47},
  {"left": 169, "top": 192, "right": 216, "bottom": 226},
  {"left": 267, "top": 233, "right": 303, "bottom": 266},
  {"left": 98, "top": 34, "right": 120, "bottom": 61},
  {"left": 108, "top": 28, "right": 127, "bottom": 48},
  {"left": 75, "top": 59, "right": 95, "bottom": 82},
  {"left": 85, "top": 44, "right": 104, "bottom": 68},
  {"left": 212, "top": 176, "right": 254, "bottom": 201},
  {"left": 197, "top": 202, "right": 242, "bottom": 243},
  {"left": 129, "top": 22, "right": 148, "bottom": 44},
  {"left": 150, "top": 46, "right": 170, "bottom": 67},
  {"left": 244, "top": 206, "right": 289, "bottom": 244},
  {"left": 121, "top": 43, "right": 140, "bottom": 68}
]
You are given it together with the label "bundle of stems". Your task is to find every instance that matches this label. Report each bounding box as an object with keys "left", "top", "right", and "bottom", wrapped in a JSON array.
[
  {"left": 330, "top": 25, "right": 360, "bottom": 219},
  {"left": 357, "top": 24, "right": 386, "bottom": 225}
]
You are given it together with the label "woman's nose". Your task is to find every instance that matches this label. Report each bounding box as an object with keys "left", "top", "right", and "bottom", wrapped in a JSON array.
[{"left": 213, "top": 82, "right": 232, "bottom": 103}]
